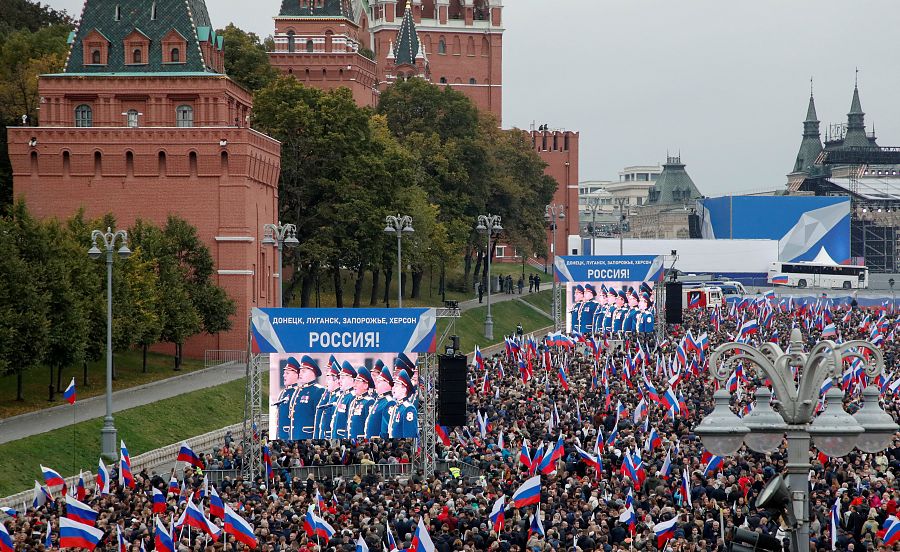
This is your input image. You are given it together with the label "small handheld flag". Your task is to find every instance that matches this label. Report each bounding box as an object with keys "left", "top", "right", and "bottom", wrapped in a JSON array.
[
  {"left": 177, "top": 442, "right": 205, "bottom": 469},
  {"left": 0, "top": 520, "right": 15, "bottom": 552},
  {"left": 489, "top": 495, "right": 506, "bottom": 533},
  {"left": 224, "top": 503, "right": 258, "bottom": 549},
  {"left": 152, "top": 488, "right": 166, "bottom": 514},
  {"left": 63, "top": 377, "right": 76, "bottom": 405},
  {"left": 65, "top": 494, "right": 98, "bottom": 526},
  {"left": 120, "top": 440, "right": 135, "bottom": 489},
  {"left": 511, "top": 475, "right": 541, "bottom": 508},
  {"left": 154, "top": 517, "right": 175, "bottom": 552},
  {"left": 59, "top": 517, "right": 104, "bottom": 551},
  {"left": 96, "top": 459, "right": 110, "bottom": 495}
]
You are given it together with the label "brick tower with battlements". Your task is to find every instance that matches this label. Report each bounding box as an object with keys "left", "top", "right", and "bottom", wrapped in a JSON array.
[{"left": 7, "top": 0, "right": 282, "bottom": 357}]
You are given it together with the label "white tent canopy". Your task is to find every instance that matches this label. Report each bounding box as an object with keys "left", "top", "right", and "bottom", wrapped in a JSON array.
[{"left": 810, "top": 246, "right": 838, "bottom": 266}]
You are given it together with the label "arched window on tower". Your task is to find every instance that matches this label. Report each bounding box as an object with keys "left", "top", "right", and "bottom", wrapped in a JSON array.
[
  {"left": 438, "top": 37, "right": 446, "bottom": 54},
  {"left": 481, "top": 36, "right": 490, "bottom": 57},
  {"left": 306, "top": 39, "right": 314, "bottom": 53},
  {"left": 132, "top": 48, "right": 142, "bottom": 64},
  {"left": 287, "top": 31, "right": 295, "bottom": 52},
  {"left": 469, "top": 78, "right": 476, "bottom": 84},
  {"left": 452, "top": 36, "right": 461, "bottom": 55},
  {"left": 126, "top": 109, "right": 139, "bottom": 128},
  {"left": 75, "top": 104, "right": 93, "bottom": 127},
  {"left": 170, "top": 47, "right": 180, "bottom": 62},
  {"left": 325, "top": 31, "right": 333, "bottom": 53},
  {"left": 466, "top": 36, "right": 475, "bottom": 56},
  {"left": 92, "top": 49, "right": 102, "bottom": 64}
]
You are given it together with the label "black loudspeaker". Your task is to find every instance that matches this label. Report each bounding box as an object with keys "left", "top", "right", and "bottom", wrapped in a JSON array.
[
  {"left": 438, "top": 355, "right": 468, "bottom": 427},
  {"left": 665, "top": 282, "right": 683, "bottom": 324}
]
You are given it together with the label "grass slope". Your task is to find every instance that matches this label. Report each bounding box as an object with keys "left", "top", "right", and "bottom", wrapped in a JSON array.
[
  {"left": 437, "top": 291, "right": 553, "bottom": 352},
  {"left": 0, "top": 351, "right": 204, "bottom": 419},
  {"left": 0, "top": 378, "right": 252, "bottom": 497},
  {"left": 520, "top": 289, "right": 554, "bottom": 314}
]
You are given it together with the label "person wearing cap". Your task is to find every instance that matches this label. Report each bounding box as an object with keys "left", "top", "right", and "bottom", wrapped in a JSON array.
[
  {"left": 273, "top": 356, "right": 302, "bottom": 440},
  {"left": 638, "top": 290, "right": 655, "bottom": 334},
  {"left": 591, "top": 284, "right": 609, "bottom": 334},
  {"left": 330, "top": 361, "right": 357, "bottom": 440},
  {"left": 612, "top": 288, "right": 628, "bottom": 334},
  {"left": 388, "top": 369, "right": 418, "bottom": 439},
  {"left": 347, "top": 366, "right": 376, "bottom": 441},
  {"left": 623, "top": 288, "right": 640, "bottom": 333},
  {"left": 365, "top": 362, "right": 395, "bottom": 439},
  {"left": 578, "top": 283, "right": 599, "bottom": 334},
  {"left": 601, "top": 287, "right": 618, "bottom": 334},
  {"left": 288, "top": 355, "right": 326, "bottom": 440},
  {"left": 314, "top": 357, "right": 341, "bottom": 439},
  {"left": 569, "top": 284, "right": 585, "bottom": 333}
]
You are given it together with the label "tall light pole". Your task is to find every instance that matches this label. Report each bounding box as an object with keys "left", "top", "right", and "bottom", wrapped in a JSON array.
[
  {"left": 614, "top": 197, "right": 629, "bottom": 255},
  {"left": 544, "top": 204, "right": 565, "bottom": 331},
  {"left": 262, "top": 222, "right": 299, "bottom": 307},
  {"left": 696, "top": 328, "right": 897, "bottom": 552},
  {"left": 583, "top": 198, "right": 602, "bottom": 253},
  {"left": 88, "top": 227, "right": 131, "bottom": 462},
  {"left": 384, "top": 214, "right": 414, "bottom": 307},
  {"left": 476, "top": 214, "right": 503, "bottom": 339}
]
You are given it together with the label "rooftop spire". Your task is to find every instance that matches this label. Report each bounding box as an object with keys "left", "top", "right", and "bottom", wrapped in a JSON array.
[
  {"left": 393, "top": 6, "right": 421, "bottom": 66},
  {"left": 843, "top": 73, "right": 873, "bottom": 149},
  {"left": 792, "top": 85, "right": 823, "bottom": 175}
]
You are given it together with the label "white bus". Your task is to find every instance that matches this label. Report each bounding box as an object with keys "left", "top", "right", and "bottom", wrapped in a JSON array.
[{"left": 767, "top": 262, "right": 868, "bottom": 289}]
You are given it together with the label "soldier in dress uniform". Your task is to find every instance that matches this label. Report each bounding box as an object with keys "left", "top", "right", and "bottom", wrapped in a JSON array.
[
  {"left": 592, "top": 284, "right": 609, "bottom": 334},
  {"left": 611, "top": 289, "right": 628, "bottom": 334},
  {"left": 623, "top": 288, "right": 640, "bottom": 334},
  {"left": 365, "top": 362, "right": 395, "bottom": 439},
  {"left": 287, "top": 355, "right": 326, "bottom": 440},
  {"left": 601, "top": 287, "right": 618, "bottom": 333},
  {"left": 347, "top": 366, "right": 376, "bottom": 441},
  {"left": 273, "top": 356, "right": 302, "bottom": 441},
  {"left": 313, "top": 356, "right": 341, "bottom": 439},
  {"left": 638, "top": 291, "right": 656, "bottom": 334},
  {"left": 579, "top": 284, "right": 599, "bottom": 334},
  {"left": 569, "top": 284, "right": 585, "bottom": 333},
  {"left": 388, "top": 369, "right": 418, "bottom": 439},
  {"left": 329, "top": 361, "right": 356, "bottom": 440}
]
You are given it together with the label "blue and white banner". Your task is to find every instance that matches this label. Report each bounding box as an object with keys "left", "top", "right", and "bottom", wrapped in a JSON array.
[
  {"left": 554, "top": 255, "right": 665, "bottom": 283},
  {"left": 251, "top": 308, "right": 437, "bottom": 354}
]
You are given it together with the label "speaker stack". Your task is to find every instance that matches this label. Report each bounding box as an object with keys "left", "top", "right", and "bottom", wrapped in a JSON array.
[
  {"left": 665, "top": 282, "right": 683, "bottom": 324},
  {"left": 437, "top": 355, "right": 467, "bottom": 427}
]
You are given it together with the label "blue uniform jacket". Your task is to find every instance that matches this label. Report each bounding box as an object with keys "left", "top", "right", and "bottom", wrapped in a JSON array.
[
  {"left": 274, "top": 386, "right": 297, "bottom": 441},
  {"left": 289, "top": 383, "right": 326, "bottom": 440},
  {"left": 330, "top": 391, "right": 355, "bottom": 440},
  {"left": 388, "top": 400, "right": 418, "bottom": 439},
  {"left": 314, "top": 390, "right": 338, "bottom": 439},
  {"left": 365, "top": 395, "right": 395, "bottom": 439},
  {"left": 347, "top": 393, "right": 375, "bottom": 441}
]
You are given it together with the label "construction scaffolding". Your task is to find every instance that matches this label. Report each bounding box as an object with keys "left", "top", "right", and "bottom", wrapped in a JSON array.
[{"left": 242, "top": 352, "right": 266, "bottom": 482}]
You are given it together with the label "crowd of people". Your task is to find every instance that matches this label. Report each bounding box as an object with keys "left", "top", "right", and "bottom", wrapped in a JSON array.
[{"left": 3, "top": 295, "right": 900, "bottom": 552}]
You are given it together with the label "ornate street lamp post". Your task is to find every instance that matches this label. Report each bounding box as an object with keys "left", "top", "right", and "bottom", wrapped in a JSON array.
[
  {"left": 262, "top": 222, "right": 299, "bottom": 307},
  {"left": 544, "top": 204, "right": 565, "bottom": 330},
  {"left": 476, "top": 214, "right": 503, "bottom": 339},
  {"left": 384, "top": 214, "right": 414, "bottom": 308},
  {"left": 88, "top": 227, "right": 131, "bottom": 462},
  {"left": 696, "top": 328, "right": 897, "bottom": 552}
]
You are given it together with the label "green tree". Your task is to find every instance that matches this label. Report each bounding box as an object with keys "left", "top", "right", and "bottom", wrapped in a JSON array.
[
  {"left": 113, "top": 247, "right": 162, "bottom": 373},
  {"left": 0, "top": 202, "right": 50, "bottom": 400},
  {"left": 219, "top": 24, "right": 278, "bottom": 93},
  {"left": 0, "top": 23, "right": 71, "bottom": 208},
  {"left": 0, "top": 0, "right": 72, "bottom": 38}
]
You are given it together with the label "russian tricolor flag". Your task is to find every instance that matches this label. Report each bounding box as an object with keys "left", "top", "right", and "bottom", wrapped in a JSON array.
[
  {"left": 409, "top": 518, "right": 435, "bottom": 552},
  {"left": 702, "top": 452, "right": 723, "bottom": 475},
  {"left": 176, "top": 498, "right": 221, "bottom": 541},
  {"left": 154, "top": 517, "right": 175, "bottom": 552},
  {"left": 167, "top": 473, "right": 180, "bottom": 496},
  {"left": 96, "top": 458, "right": 110, "bottom": 495},
  {"left": 0, "top": 520, "right": 14, "bottom": 552},
  {"left": 574, "top": 445, "right": 600, "bottom": 471},
  {"left": 152, "top": 488, "right": 166, "bottom": 514},
  {"left": 653, "top": 516, "right": 679, "bottom": 548},
  {"left": 511, "top": 475, "right": 541, "bottom": 508},
  {"left": 883, "top": 515, "right": 900, "bottom": 546},
  {"left": 59, "top": 517, "right": 104, "bottom": 551},
  {"left": 65, "top": 494, "right": 98, "bottom": 526},
  {"left": 518, "top": 439, "right": 531, "bottom": 469},
  {"left": 224, "top": 503, "right": 258, "bottom": 548},
  {"left": 63, "top": 377, "right": 76, "bottom": 405},
  {"left": 489, "top": 495, "right": 505, "bottom": 533},
  {"left": 41, "top": 464, "right": 66, "bottom": 495},
  {"left": 177, "top": 442, "right": 205, "bottom": 469},
  {"left": 120, "top": 441, "right": 135, "bottom": 489},
  {"left": 209, "top": 486, "right": 225, "bottom": 519}
]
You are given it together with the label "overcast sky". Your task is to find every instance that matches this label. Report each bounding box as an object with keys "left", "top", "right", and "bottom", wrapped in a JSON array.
[{"left": 47, "top": 0, "right": 900, "bottom": 194}]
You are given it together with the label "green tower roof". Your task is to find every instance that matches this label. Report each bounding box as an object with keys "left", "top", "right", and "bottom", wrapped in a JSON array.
[
  {"left": 792, "top": 93, "right": 824, "bottom": 174},
  {"left": 647, "top": 155, "right": 703, "bottom": 205},
  {"left": 64, "top": 0, "right": 221, "bottom": 75},
  {"left": 279, "top": 0, "right": 354, "bottom": 18},
  {"left": 843, "top": 85, "right": 875, "bottom": 149},
  {"left": 393, "top": 6, "right": 421, "bottom": 66}
]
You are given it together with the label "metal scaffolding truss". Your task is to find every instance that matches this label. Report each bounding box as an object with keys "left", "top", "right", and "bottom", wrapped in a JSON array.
[
  {"left": 242, "top": 353, "right": 266, "bottom": 482},
  {"left": 418, "top": 306, "right": 461, "bottom": 479}
]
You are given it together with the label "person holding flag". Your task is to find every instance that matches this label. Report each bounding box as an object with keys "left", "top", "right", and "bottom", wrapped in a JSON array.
[{"left": 489, "top": 496, "right": 506, "bottom": 534}]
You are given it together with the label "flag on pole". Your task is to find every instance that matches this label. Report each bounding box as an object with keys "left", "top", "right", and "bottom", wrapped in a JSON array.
[
  {"left": 96, "top": 459, "right": 110, "bottom": 495},
  {"left": 653, "top": 517, "right": 679, "bottom": 549},
  {"left": 831, "top": 499, "right": 840, "bottom": 550},
  {"left": 408, "top": 518, "right": 435, "bottom": 552},
  {"left": 116, "top": 524, "right": 128, "bottom": 552},
  {"left": 65, "top": 494, "right": 98, "bottom": 526},
  {"left": 40, "top": 465, "right": 67, "bottom": 496},
  {"left": 176, "top": 498, "right": 222, "bottom": 542},
  {"left": 32, "top": 481, "right": 50, "bottom": 509},
  {"left": 75, "top": 472, "right": 86, "bottom": 501},
  {"left": 120, "top": 441, "right": 135, "bottom": 489},
  {"left": 528, "top": 504, "right": 545, "bottom": 537},
  {"left": 224, "top": 503, "right": 258, "bottom": 549},
  {"left": 511, "top": 475, "right": 541, "bottom": 508},
  {"left": 152, "top": 488, "right": 166, "bottom": 514},
  {"left": 63, "top": 378, "right": 76, "bottom": 405},
  {"left": 44, "top": 522, "right": 52, "bottom": 549},
  {"left": 154, "top": 517, "right": 175, "bottom": 552},
  {"left": 385, "top": 520, "right": 398, "bottom": 551},
  {"left": 177, "top": 442, "right": 205, "bottom": 469},
  {"left": 489, "top": 496, "right": 506, "bottom": 533},
  {"left": 59, "top": 517, "right": 104, "bottom": 551},
  {"left": 355, "top": 535, "right": 369, "bottom": 552},
  {"left": 0, "top": 520, "right": 14, "bottom": 552}
]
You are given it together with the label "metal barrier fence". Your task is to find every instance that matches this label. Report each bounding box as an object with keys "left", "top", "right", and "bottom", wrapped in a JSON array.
[{"left": 204, "top": 350, "right": 248, "bottom": 369}]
